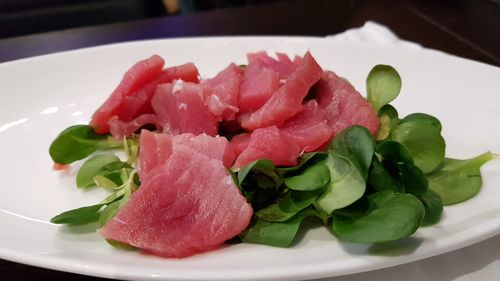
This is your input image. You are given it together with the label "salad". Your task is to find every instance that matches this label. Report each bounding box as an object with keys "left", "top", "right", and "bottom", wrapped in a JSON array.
[{"left": 49, "top": 51, "right": 494, "bottom": 258}]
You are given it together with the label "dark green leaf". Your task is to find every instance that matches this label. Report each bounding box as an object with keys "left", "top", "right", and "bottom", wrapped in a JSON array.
[
  {"left": 252, "top": 187, "right": 278, "bottom": 207},
  {"left": 376, "top": 141, "right": 428, "bottom": 195},
  {"left": 256, "top": 189, "right": 324, "bottom": 222},
  {"left": 76, "top": 155, "right": 121, "bottom": 188},
  {"left": 332, "top": 191, "right": 425, "bottom": 243},
  {"left": 428, "top": 152, "right": 495, "bottom": 205},
  {"left": 330, "top": 125, "right": 375, "bottom": 180},
  {"left": 418, "top": 189, "right": 443, "bottom": 226},
  {"left": 240, "top": 217, "right": 304, "bottom": 247},
  {"left": 50, "top": 204, "right": 104, "bottom": 225},
  {"left": 237, "top": 159, "right": 276, "bottom": 185},
  {"left": 255, "top": 202, "right": 296, "bottom": 222},
  {"left": 377, "top": 141, "right": 414, "bottom": 163},
  {"left": 332, "top": 196, "right": 370, "bottom": 219},
  {"left": 366, "top": 65, "right": 401, "bottom": 111},
  {"left": 241, "top": 209, "right": 314, "bottom": 247},
  {"left": 399, "top": 162, "right": 428, "bottom": 195},
  {"left": 284, "top": 163, "right": 330, "bottom": 191},
  {"left": 368, "top": 157, "right": 402, "bottom": 192},
  {"left": 49, "top": 125, "right": 121, "bottom": 164},
  {"left": 256, "top": 174, "right": 276, "bottom": 189}
]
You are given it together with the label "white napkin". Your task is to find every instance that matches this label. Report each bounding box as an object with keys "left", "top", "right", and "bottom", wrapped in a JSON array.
[{"left": 326, "top": 21, "right": 422, "bottom": 50}]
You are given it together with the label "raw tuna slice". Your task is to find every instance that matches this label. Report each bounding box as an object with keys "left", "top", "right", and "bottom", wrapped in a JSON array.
[
  {"left": 247, "top": 51, "right": 301, "bottom": 79},
  {"left": 151, "top": 81, "right": 218, "bottom": 136},
  {"left": 229, "top": 133, "right": 251, "bottom": 156},
  {"left": 90, "top": 55, "right": 165, "bottom": 134},
  {"left": 238, "top": 65, "right": 280, "bottom": 113},
  {"left": 316, "top": 71, "right": 380, "bottom": 137},
  {"left": 172, "top": 133, "right": 236, "bottom": 168},
  {"left": 281, "top": 100, "right": 333, "bottom": 152},
  {"left": 108, "top": 114, "right": 160, "bottom": 140},
  {"left": 162, "top": 62, "right": 200, "bottom": 84},
  {"left": 239, "top": 51, "right": 323, "bottom": 131},
  {"left": 139, "top": 130, "right": 236, "bottom": 178},
  {"left": 116, "top": 63, "right": 200, "bottom": 122},
  {"left": 138, "top": 130, "right": 173, "bottom": 179},
  {"left": 233, "top": 126, "right": 300, "bottom": 167},
  {"left": 101, "top": 146, "right": 253, "bottom": 258},
  {"left": 203, "top": 63, "right": 242, "bottom": 121}
]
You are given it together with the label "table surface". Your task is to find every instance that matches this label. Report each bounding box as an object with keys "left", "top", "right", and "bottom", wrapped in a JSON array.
[{"left": 1, "top": 0, "right": 499, "bottom": 280}]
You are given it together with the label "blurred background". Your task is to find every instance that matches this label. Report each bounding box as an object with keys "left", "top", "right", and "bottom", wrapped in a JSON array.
[
  {"left": 0, "top": 0, "right": 499, "bottom": 66},
  {"left": 0, "top": 0, "right": 284, "bottom": 39}
]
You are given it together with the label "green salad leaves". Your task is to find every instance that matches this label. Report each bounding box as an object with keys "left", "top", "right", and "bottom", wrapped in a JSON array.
[
  {"left": 49, "top": 125, "right": 122, "bottom": 164},
  {"left": 236, "top": 65, "right": 494, "bottom": 247},
  {"left": 49, "top": 64, "right": 495, "bottom": 251},
  {"left": 49, "top": 136, "right": 139, "bottom": 234}
]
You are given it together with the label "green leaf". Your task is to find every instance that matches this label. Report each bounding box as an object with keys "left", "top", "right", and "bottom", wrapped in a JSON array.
[
  {"left": 99, "top": 171, "right": 137, "bottom": 227},
  {"left": 256, "top": 174, "right": 276, "bottom": 189},
  {"left": 366, "top": 65, "right": 402, "bottom": 112},
  {"left": 256, "top": 189, "right": 324, "bottom": 222},
  {"left": 93, "top": 174, "right": 119, "bottom": 188},
  {"left": 50, "top": 204, "right": 104, "bottom": 225},
  {"left": 237, "top": 159, "right": 276, "bottom": 185},
  {"left": 330, "top": 126, "right": 375, "bottom": 180},
  {"left": 399, "top": 162, "right": 428, "bottom": 195},
  {"left": 100, "top": 189, "right": 125, "bottom": 204},
  {"left": 316, "top": 153, "right": 366, "bottom": 214},
  {"left": 49, "top": 125, "right": 122, "bottom": 164},
  {"left": 284, "top": 163, "right": 330, "bottom": 191},
  {"left": 101, "top": 161, "right": 133, "bottom": 172},
  {"left": 367, "top": 157, "right": 402, "bottom": 192},
  {"left": 377, "top": 140, "right": 414, "bottom": 163},
  {"left": 105, "top": 239, "right": 135, "bottom": 250},
  {"left": 227, "top": 168, "right": 239, "bottom": 188},
  {"left": 124, "top": 137, "right": 140, "bottom": 164},
  {"left": 280, "top": 190, "right": 324, "bottom": 213},
  {"left": 376, "top": 141, "right": 428, "bottom": 195},
  {"left": 399, "top": 113, "right": 442, "bottom": 132},
  {"left": 252, "top": 188, "right": 278, "bottom": 206},
  {"left": 427, "top": 152, "right": 495, "bottom": 205},
  {"left": 237, "top": 159, "right": 282, "bottom": 206},
  {"left": 76, "top": 155, "right": 121, "bottom": 188},
  {"left": 376, "top": 104, "right": 399, "bottom": 141},
  {"left": 98, "top": 201, "right": 121, "bottom": 228},
  {"left": 240, "top": 217, "right": 304, "bottom": 247},
  {"left": 277, "top": 152, "right": 328, "bottom": 174},
  {"left": 418, "top": 189, "right": 443, "bottom": 226},
  {"left": 241, "top": 209, "right": 314, "bottom": 247},
  {"left": 255, "top": 203, "right": 296, "bottom": 222},
  {"left": 332, "top": 191, "right": 425, "bottom": 243},
  {"left": 390, "top": 119, "right": 445, "bottom": 173}
]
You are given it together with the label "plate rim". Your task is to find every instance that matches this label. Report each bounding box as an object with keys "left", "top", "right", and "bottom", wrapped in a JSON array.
[{"left": 1, "top": 36, "right": 499, "bottom": 281}]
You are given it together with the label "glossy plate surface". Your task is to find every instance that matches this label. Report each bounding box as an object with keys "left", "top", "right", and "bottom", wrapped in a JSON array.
[{"left": 0, "top": 37, "right": 499, "bottom": 281}]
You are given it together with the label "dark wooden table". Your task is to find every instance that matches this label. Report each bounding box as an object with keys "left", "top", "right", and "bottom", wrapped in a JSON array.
[{"left": 1, "top": 0, "right": 499, "bottom": 280}]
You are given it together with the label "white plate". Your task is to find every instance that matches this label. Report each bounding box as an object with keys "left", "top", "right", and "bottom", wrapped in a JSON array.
[{"left": 0, "top": 37, "right": 499, "bottom": 281}]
